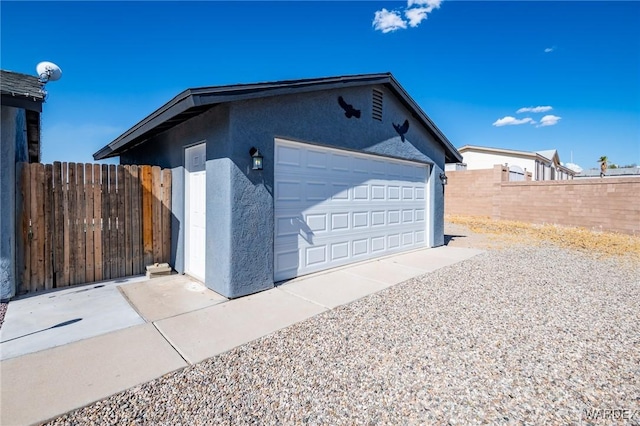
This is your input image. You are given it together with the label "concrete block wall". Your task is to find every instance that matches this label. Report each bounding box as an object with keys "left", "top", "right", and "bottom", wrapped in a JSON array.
[
  {"left": 445, "top": 166, "right": 640, "bottom": 235},
  {"left": 444, "top": 165, "right": 504, "bottom": 217},
  {"left": 499, "top": 178, "right": 640, "bottom": 235}
]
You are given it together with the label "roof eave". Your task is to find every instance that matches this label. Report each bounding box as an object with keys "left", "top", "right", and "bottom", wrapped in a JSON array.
[
  {"left": 94, "top": 72, "right": 462, "bottom": 163},
  {"left": 93, "top": 89, "right": 195, "bottom": 160}
]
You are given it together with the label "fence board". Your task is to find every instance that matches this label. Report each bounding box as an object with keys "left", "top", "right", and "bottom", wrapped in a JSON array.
[
  {"left": 62, "top": 163, "right": 70, "bottom": 286},
  {"left": 102, "top": 164, "right": 110, "bottom": 280},
  {"left": 52, "top": 162, "right": 64, "bottom": 287},
  {"left": 29, "top": 164, "right": 43, "bottom": 291},
  {"left": 18, "top": 163, "right": 30, "bottom": 294},
  {"left": 152, "top": 166, "right": 162, "bottom": 263},
  {"left": 130, "top": 165, "right": 142, "bottom": 275},
  {"left": 85, "top": 164, "right": 95, "bottom": 283},
  {"left": 93, "top": 164, "right": 103, "bottom": 282},
  {"left": 108, "top": 165, "right": 117, "bottom": 278},
  {"left": 123, "top": 166, "right": 132, "bottom": 276},
  {"left": 141, "top": 166, "right": 153, "bottom": 267},
  {"left": 44, "top": 165, "right": 54, "bottom": 290},
  {"left": 68, "top": 163, "right": 77, "bottom": 285},
  {"left": 76, "top": 164, "right": 86, "bottom": 284},
  {"left": 162, "top": 169, "right": 172, "bottom": 263},
  {"left": 116, "top": 165, "right": 126, "bottom": 278}
]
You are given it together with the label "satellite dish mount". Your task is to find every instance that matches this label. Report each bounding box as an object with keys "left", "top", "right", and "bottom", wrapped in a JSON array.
[{"left": 36, "top": 61, "right": 62, "bottom": 97}]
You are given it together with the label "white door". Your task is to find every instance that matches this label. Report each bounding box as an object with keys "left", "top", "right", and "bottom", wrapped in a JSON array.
[
  {"left": 274, "top": 139, "right": 429, "bottom": 282},
  {"left": 185, "top": 143, "right": 206, "bottom": 281}
]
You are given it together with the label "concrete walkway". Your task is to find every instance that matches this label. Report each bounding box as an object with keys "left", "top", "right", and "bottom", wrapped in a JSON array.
[{"left": 0, "top": 246, "right": 482, "bottom": 426}]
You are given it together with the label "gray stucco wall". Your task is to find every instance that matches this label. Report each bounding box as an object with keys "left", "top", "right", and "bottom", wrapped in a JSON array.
[
  {"left": 1, "top": 106, "right": 26, "bottom": 299},
  {"left": 224, "top": 84, "right": 445, "bottom": 297},
  {"left": 120, "top": 85, "right": 448, "bottom": 298}
]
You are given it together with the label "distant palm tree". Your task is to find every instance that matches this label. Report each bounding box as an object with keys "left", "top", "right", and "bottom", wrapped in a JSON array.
[{"left": 599, "top": 155, "right": 608, "bottom": 177}]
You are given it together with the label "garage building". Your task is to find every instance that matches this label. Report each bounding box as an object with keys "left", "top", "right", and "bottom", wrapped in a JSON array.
[{"left": 94, "top": 73, "right": 462, "bottom": 298}]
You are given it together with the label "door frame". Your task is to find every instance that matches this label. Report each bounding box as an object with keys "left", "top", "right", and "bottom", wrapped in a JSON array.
[{"left": 184, "top": 142, "right": 206, "bottom": 281}]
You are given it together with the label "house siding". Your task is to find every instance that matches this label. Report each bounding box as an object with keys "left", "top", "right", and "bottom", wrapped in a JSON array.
[
  {"left": 462, "top": 151, "right": 536, "bottom": 174},
  {"left": 1, "top": 107, "right": 26, "bottom": 299}
]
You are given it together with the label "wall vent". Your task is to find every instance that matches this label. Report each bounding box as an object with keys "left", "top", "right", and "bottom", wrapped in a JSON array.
[{"left": 372, "top": 89, "right": 383, "bottom": 121}]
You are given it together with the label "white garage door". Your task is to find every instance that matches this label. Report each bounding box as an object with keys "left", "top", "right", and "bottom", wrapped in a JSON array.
[
  {"left": 185, "top": 143, "right": 206, "bottom": 282},
  {"left": 274, "top": 139, "right": 429, "bottom": 282}
]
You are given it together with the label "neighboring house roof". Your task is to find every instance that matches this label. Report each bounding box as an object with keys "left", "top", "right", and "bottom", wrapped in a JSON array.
[
  {"left": 535, "top": 149, "right": 558, "bottom": 162},
  {"left": 1, "top": 70, "right": 45, "bottom": 112},
  {"left": 94, "top": 72, "right": 463, "bottom": 163},
  {"left": 457, "top": 144, "right": 576, "bottom": 175},
  {"left": 576, "top": 167, "right": 640, "bottom": 178}
]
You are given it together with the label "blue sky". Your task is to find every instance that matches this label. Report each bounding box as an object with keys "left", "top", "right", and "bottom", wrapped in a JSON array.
[{"left": 2, "top": 1, "right": 638, "bottom": 171}]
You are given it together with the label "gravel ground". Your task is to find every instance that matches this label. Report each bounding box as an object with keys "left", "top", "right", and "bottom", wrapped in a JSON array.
[
  {"left": 0, "top": 300, "right": 7, "bottom": 330},
  {"left": 47, "top": 232, "right": 639, "bottom": 425}
]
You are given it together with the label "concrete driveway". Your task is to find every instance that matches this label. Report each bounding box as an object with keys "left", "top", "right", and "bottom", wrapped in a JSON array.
[{"left": 0, "top": 245, "right": 482, "bottom": 426}]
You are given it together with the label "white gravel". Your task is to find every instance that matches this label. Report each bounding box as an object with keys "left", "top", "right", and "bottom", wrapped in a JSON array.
[{"left": 47, "top": 243, "right": 639, "bottom": 425}]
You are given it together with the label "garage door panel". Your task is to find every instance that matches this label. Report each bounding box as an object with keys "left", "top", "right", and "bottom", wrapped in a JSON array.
[
  {"left": 275, "top": 140, "right": 429, "bottom": 282},
  {"left": 276, "top": 145, "right": 302, "bottom": 167},
  {"left": 307, "top": 149, "right": 329, "bottom": 169},
  {"left": 306, "top": 214, "right": 327, "bottom": 232},
  {"left": 275, "top": 249, "right": 299, "bottom": 274},
  {"left": 352, "top": 239, "right": 369, "bottom": 256},
  {"left": 306, "top": 245, "right": 327, "bottom": 266},
  {"left": 352, "top": 212, "right": 368, "bottom": 228},
  {"left": 388, "top": 210, "right": 400, "bottom": 224},
  {"left": 275, "top": 216, "right": 301, "bottom": 237},
  {"left": 331, "top": 154, "right": 351, "bottom": 172},
  {"left": 402, "top": 210, "right": 414, "bottom": 223},
  {"left": 306, "top": 182, "right": 328, "bottom": 201},
  {"left": 331, "top": 183, "right": 350, "bottom": 200},
  {"left": 371, "top": 211, "right": 385, "bottom": 226},
  {"left": 371, "top": 236, "right": 385, "bottom": 252},
  {"left": 276, "top": 181, "right": 302, "bottom": 201},
  {"left": 402, "top": 232, "right": 414, "bottom": 246},
  {"left": 388, "top": 234, "right": 401, "bottom": 249},
  {"left": 331, "top": 213, "right": 349, "bottom": 231}
]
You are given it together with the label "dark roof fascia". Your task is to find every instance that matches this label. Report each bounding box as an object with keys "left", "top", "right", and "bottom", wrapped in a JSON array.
[
  {"left": 94, "top": 73, "right": 462, "bottom": 163},
  {"left": 94, "top": 74, "right": 391, "bottom": 160},
  {"left": 93, "top": 89, "right": 196, "bottom": 159},
  {"left": 1, "top": 94, "right": 43, "bottom": 112}
]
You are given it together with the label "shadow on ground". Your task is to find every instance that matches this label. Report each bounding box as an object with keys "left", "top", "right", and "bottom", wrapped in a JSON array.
[{"left": 444, "top": 234, "right": 466, "bottom": 245}]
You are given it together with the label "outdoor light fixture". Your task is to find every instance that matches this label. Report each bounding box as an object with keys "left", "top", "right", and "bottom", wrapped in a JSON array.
[
  {"left": 439, "top": 172, "right": 448, "bottom": 185},
  {"left": 249, "top": 147, "right": 263, "bottom": 170}
]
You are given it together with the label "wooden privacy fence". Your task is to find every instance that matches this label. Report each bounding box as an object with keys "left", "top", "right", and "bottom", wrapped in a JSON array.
[{"left": 16, "top": 162, "right": 172, "bottom": 294}]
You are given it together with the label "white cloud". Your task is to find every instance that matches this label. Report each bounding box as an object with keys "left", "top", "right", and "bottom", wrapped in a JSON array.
[
  {"left": 408, "top": 0, "right": 442, "bottom": 8},
  {"left": 405, "top": 8, "right": 429, "bottom": 27},
  {"left": 563, "top": 162, "right": 583, "bottom": 173},
  {"left": 544, "top": 46, "right": 555, "bottom": 53},
  {"left": 538, "top": 114, "right": 562, "bottom": 127},
  {"left": 372, "top": 8, "right": 407, "bottom": 33},
  {"left": 374, "top": 0, "right": 441, "bottom": 33},
  {"left": 516, "top": 106, "right": 553, "bottom": 114},
  {"left": 492, "top": 116, "right": 535, "bottom": 127}
]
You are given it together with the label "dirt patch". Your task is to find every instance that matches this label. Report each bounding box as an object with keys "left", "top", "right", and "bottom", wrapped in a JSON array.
[{"left": 446, "top": 215, "right": 640, "bottom": 265}]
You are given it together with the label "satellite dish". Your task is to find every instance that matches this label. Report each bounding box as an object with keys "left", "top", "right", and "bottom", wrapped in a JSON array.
[{"left": 36, "top": 61, "right": 62, "bottom": 83}]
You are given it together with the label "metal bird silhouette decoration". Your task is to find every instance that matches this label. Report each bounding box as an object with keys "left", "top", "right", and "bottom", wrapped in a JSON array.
[
  {"left": 338, "top": 96, "right": 361, "bottom": 119},
  {"left": 393, "top": 119, "right": 410, "bottom": 142}
]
